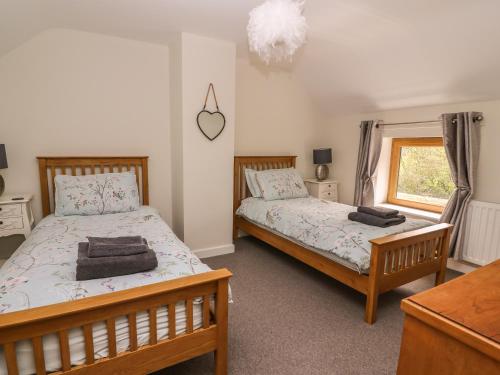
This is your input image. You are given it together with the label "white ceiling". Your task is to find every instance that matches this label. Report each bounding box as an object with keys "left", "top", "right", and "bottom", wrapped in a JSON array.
[{"left": 2, "top": 0, "right": 500, "bottom": 115}]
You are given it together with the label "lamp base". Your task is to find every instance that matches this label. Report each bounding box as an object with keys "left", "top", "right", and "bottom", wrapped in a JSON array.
[
  {"left": 0, "top": 175, "right": 4, "bottom": 196},
  {"left": 315, "top": 165, "right": 329, "bottom": 181}
]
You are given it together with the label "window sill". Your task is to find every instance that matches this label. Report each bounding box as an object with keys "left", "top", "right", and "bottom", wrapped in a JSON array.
[{"left": 377, "top": 202, "right": 441, "bottom": 222}]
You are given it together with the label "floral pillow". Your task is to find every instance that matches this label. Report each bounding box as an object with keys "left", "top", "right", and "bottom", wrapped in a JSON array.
[
  {"left": 255, "top": 168, "right": 309, "bottom": 201},
  {"left": 55, "top": 172, "right": 140, "bottom": 216},
  {"left": 244, "top": 168, "right": 262, "bottom": 198}
]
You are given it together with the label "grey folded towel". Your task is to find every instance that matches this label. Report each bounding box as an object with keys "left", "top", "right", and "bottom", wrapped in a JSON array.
[
  {"left": 357, "top": 206, "right": 399, "bottom": 218},
  {"left": 88, "top": 236, "right": 143, "bottom": 245},
  {"left": 87, "top": 237, "right": 149, "bottom": 258},
  {"left": 76, "top": 242, "right": 158, "bottom": 281},
  {"left": 348, "top": 211, "right": 406, "bottom": 228}
]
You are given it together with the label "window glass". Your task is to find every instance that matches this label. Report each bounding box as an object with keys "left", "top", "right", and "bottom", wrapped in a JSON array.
[
  {"left": 396, "top": 146, "right": 454, "bottom": 206},
  {"left": 388, "top": 138, "right": 453, "bottom": 213}
]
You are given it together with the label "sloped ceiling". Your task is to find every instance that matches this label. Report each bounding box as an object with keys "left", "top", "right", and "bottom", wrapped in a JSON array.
[{"left": 2, "top": 0, "right": 500, "bottom": 115}]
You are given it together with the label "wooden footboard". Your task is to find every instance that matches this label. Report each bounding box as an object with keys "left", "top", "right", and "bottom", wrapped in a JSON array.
[
  {"left": 0, "top": 269, "right": 232, "bottom": 375},
  {"left": 365, "top": 223, "right": 452, "bottom": 324}
]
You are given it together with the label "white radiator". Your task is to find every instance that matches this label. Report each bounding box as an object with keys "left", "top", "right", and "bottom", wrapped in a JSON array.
[{"left": 462, "top": 200, "right": 500, "bottom": 265}]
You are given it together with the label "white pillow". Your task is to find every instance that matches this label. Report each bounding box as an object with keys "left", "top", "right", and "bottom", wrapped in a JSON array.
[
  {"left": 244, "top": 168, "right": 262, "bottom": 198},
  {"left": 255, "top": 168, "right": 309, "bottom": 201},
  {"left": 55, "top": 172, "right": 140, "bottom": 216}
]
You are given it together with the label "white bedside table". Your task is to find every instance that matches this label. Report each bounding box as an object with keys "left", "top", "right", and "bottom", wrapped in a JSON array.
[
  {"left": 0, "top": 194, "right": 34, "bottom": 239},
  {"left": 304, "top": 179, "right": 338, "bottom": 202}
]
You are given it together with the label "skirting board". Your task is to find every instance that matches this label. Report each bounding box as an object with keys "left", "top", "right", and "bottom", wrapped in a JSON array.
[{"left": 193, "top": 244, "right": 235, "bottom": 259}]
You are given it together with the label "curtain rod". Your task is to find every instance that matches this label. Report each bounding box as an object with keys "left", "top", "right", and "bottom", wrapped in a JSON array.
[
  {"left": 379, "top": 120, "right": 440, "bottom": 126},
  {"left": 373, "top": 114, "right": 484, "bottom": 127}
]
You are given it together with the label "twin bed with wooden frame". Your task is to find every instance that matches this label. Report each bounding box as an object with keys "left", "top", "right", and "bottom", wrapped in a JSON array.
[
  {"left": 0, "top": 156, "right": 231, "bottom": 375},
  {"left": 233, "top": 156, "right": 452, "bottom": 324}
]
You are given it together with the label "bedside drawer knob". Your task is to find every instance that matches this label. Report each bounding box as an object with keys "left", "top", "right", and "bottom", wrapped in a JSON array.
[{"left": 0, "top": 221, "right": 3, "bottom": 225}]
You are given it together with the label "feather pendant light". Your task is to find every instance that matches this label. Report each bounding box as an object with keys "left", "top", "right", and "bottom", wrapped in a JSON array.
[{"left": 247, "top": 0, "right": 307, "bottom": 64}]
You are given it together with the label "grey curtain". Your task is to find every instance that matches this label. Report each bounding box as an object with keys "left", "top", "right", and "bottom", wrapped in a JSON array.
[
  {"left": 353, "top": 120, "right": 382, "bottom": 207},
  {"left": 440, "top": 112, "right": 481, "bottom": 258}
]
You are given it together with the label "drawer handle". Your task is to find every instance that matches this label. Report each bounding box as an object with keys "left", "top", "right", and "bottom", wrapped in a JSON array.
[
  {"left": 328, "top": 185, "right": 331, "bottom": 188},
  {"left": 328, "top": 192, "right": 331, "bottom": 195},
  {"left": 0, "top": 221, "right": 3, "bottom": 225}
]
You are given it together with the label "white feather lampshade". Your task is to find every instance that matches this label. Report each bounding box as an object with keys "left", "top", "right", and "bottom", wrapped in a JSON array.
[{"left": 247, "top": 0, "right": 307, "bottom": 64}]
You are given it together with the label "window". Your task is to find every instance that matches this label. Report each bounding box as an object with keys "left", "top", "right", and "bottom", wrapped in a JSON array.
[{"left": 387, "top": 137, "right": 454, "bottom": 213}]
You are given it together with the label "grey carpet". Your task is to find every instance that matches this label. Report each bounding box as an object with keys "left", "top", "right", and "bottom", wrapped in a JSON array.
[{"left": 159, "top": 237, "right": 461, "bottom": 375}]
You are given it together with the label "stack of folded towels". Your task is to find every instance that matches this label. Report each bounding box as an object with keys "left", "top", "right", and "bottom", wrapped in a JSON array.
[
  {"left": 76, "top": 236, "right": 158, "bottom": 281},
  {"left": 348, "top": 206, "right": 406, "bottom": 228}
]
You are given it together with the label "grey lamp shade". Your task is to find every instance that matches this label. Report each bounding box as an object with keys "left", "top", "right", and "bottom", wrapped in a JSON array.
[
  {"left": 0, "top": 144, "right": 7, "bottom": 169},
  {"left": 313, "top": 148, "right": 332, "bottom": 165}
]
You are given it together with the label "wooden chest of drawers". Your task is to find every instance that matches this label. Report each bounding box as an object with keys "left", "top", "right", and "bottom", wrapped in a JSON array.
[
  {"left": 397, "top": 260, "right": 500, "bottom": 375},
  {"left": 0, "top": 194, "right": 34, "bottom": 238}
]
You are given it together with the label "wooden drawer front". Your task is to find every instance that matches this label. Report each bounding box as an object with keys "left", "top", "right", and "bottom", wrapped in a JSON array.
[
  {"left": 0, "top": 204, "right": 22, "bottom": 218},
  {"left": 0, "top": 217, "right": 24, "bottom": 231}
]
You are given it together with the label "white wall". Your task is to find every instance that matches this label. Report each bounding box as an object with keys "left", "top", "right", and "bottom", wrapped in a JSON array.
[
  {"left": 0, "top": 29, "right": 172, "bottom": 224},
  {"left": 320, "top": 99, "right": 500, "bottom": 205},
  {"left": 235, "top": 58, "right": 324, "bottom": 177},
  {"left": 172, "top": 33, "right": 236, "bottom": 255},
  {"left": 0, "top": 28, "right": 239, "bottom": 258}
]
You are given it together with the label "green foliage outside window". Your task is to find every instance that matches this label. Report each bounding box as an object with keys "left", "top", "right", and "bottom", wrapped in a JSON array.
[{"left": 397, "top": 146, "right": 454, "bottom": 206}]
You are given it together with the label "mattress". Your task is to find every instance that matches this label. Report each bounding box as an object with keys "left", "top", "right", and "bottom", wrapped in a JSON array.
[
  {"left": 236, "top": 197, "right": 433, "bottom": 273},
  {"left": 0, "top": 206, "right": 212, "bottom": 375}
]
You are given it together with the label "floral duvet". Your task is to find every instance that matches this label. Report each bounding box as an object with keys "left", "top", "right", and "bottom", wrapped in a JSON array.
[
  {"left": 0, "top": 206, "right": 211, "bottom": 313},
  {"left": 237, "top": 197, "right": 432, "bottom": 273}
]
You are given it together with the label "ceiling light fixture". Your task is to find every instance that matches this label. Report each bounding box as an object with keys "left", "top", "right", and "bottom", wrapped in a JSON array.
[{"left": 247, "top": 0, "right": 307, "bottom": 64}]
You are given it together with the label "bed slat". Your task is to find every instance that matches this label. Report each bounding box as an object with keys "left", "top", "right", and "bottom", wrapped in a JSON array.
[
  {"left": 83, "top": 324, "right": 94, "bottom": 365},
  {"left": 436, "top": 237, "right": 443, "bottom": 257},
  {"left": 411, "top": 244, "right": 417, "bottom": 266},
  {"left": 419, "top": 241, "right": 426, "bottom": 262},
  {"left": 203, "top": 295, "right": 210, "bottom": 329},
  {"left": 397, "top": 248, "right": 403, "bottom": 271},
  {"left": 106, "top": 318, "right": 117, "bottom": 358},
  {"left": 135, "top": 165, "right": 140, "bottom": 190},
  {"left": 186, "top": 299, "right": 194, "bottom": 334},
  {"left": 128, "top": 313, "right": 138, "bottom": 351},
  {"left": 58, "top": 330, "right": 71, "bottom": 371},
  {"left": 50, "top": 166, "right": 56, "bottom": 202},
  {"left": 32, "top": 336, "right": 46, "bottom": 375},
  {"left": 168, "top": 303, "right": 176, "bottom": 339},
  {"left": 4, "top": 342, "right": 19, "bottom": 375},
  {"left": 149, "top": 308, "right": 157, "bottom": 345}
]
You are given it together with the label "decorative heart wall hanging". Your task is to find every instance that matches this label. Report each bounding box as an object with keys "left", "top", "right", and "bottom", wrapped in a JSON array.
[{"left": 197, "top": 83, "right": 226, "bottom": 141}]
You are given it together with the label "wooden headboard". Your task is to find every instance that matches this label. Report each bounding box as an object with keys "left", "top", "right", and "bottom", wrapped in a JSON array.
[
  {"left": 233, "top": 156, "right": 297, "bottom": 215},
  {"left": 37, "top": 156, "right": 149, "bottom": 217}
]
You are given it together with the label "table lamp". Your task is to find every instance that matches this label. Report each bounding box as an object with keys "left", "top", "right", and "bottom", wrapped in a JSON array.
[{"left": 313, "top": 148, "right": 332, "bottom": 181}]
